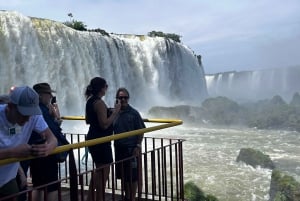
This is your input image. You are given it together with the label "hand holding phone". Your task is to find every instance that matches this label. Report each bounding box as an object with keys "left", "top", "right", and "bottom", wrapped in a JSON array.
[
  {"left": 34, "top": 138, "right": 46, "bottom": 145},
  {"left": 31, "top": 138, "right": 46, "bottom": 156},
  {"left": 51, "top": 96, "right": 56, "bottom": 104}
]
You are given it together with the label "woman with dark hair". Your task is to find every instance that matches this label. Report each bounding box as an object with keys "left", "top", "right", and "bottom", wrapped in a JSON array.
[{"left": 85, "top": 77, "right": 121, "bottom": 201}]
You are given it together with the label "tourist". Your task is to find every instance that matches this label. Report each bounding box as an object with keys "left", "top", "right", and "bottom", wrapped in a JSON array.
[
  {"left": 28, "top": 83, "right": 65, "bottom": 201},
  {"left": 113, "top": 87, "right": 145, "bottom": 201},
  {"left": 85, "top": 77, "right": 121, "bottom": 201},
  {"left": 0, "top": 86, "right": 57, "bottom": 200}
]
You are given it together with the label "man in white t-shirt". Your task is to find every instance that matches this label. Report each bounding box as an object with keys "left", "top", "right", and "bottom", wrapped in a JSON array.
[{"left": 0, "top": 86, "right": 57, "bottom": 199}]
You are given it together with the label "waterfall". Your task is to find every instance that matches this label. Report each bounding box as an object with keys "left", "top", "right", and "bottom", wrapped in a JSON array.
[
  {"left": 205, "top": 67, "right": 300, "bottom": 102},
  {"left": 0, "top": 11, "right": 208, "bottom": 115}
]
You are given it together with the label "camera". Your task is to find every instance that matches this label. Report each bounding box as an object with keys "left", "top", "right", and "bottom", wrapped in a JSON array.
[{"left": 51, "top": 96, "right": 56, "bottom": 104}]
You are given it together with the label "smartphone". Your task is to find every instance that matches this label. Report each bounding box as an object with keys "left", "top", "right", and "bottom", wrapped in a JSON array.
[
  {"left": 34, "top": 138, "right": 46, "bottom": 144},
  {"left": 51, "top": 96, "right": 56, "bottom": 104}
]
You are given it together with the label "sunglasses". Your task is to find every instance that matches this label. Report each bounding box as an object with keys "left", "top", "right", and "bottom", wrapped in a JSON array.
[
  {"left": 117, "top": 96, "right": 129, "bottom": 100},
  {"left": 41, "top": 92, "right": 53, "bottom": 98}
]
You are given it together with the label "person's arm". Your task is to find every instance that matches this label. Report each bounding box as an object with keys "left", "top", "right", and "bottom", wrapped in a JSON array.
[
  {"left": 94, "top": 99, "right": 120, "bottom": 129},
  {"left": 49, "top": 103, "right": 62, "bottom": 125},
  {"left": 136, "top": 112, "right": 146, "bottom": 145},
  {"left": 133, "top": 112, "right": 145, "bottom": 154},
  {"left": 17, "top": 166, "right": 27, "bottom": 188},
  {"left": 31, "top": 128, "right": 57, "bottom": 157},
  {"left": 0, "top": 144, "right": 32, "bottom": 159},
  {"left": 43, "top": 127, "right": 58, "bottom": 154}
]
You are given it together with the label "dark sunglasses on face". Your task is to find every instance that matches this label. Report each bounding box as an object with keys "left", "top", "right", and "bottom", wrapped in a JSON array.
[
  {"left": 117, "top": 96, "right": 129, "bottom": 100},
  {"left": 42, "top": 92, "right": 53, "bottom": 97}
]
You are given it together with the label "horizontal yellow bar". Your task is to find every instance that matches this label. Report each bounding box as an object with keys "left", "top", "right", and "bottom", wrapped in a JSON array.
[
  {"left": 61, "top": 116, "right": 183, "bottom": 124},
  {"left": 0, "top": 117, "right": 183, "bottom": 166}
]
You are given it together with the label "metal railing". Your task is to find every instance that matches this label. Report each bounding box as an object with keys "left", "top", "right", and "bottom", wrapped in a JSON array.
[{"left": 0, "top": 118, "right": 184, "bottom": 201}]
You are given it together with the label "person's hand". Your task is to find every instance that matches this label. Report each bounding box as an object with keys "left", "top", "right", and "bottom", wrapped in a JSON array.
[
  {"left": 19, "top": 173, "right": 27, "bottom": 188},
  {"left": 31, "top": 142, "right": 56, "bottom": 157},
  {"left": 133, "top": 146, "right": 142, "bottom": 156},
  {"left": 48, "top": 103, "right": 60, "bottom": 119},
  {"left": 114, "top": 100, "right": 121, "bottom": 113},
  {"left": 12, "top": 144, "right": 32, "bottom": 158},
  {"left": 18, "top": 168, "right": 27, "bottom": 188}
]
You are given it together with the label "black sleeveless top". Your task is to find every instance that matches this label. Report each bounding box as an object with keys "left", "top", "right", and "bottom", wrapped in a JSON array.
[{"left": 85, "top": 96, "right": 113, "bottom": 141}]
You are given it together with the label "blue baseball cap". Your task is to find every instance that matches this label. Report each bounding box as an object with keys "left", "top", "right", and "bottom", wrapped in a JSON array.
[{"left": 9, "top": 86, "right": 42, "bottom": 115}]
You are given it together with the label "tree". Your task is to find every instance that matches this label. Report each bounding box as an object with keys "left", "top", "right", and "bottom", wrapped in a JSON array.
[
  {"left": 63, "top": 13, "right": 87, "bottom": 31},
  {"left": 67, "top": 13, "right": 73, "bottom": 20}
]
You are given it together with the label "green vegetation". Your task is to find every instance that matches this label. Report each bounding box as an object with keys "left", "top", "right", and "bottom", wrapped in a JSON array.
[
  {"left": 202, "top": 96, "right": 240, "bottom": 125},
  {"left": 270, "top": 170, "right": 300, "bottom": 201},
  {"left": 63, "top": 20, "right": 87, "bottom": 31},
  {"left": 184, "top": 181, "right": 219, "bottom": 201},
  {"left": 200, "top": 93, "right": 300, "bottom": 131},
  {"left": 243, "top": 93, "right": 300, "bottom": 131},
  {"left": 88, "top": 28, "right": 109, "bottom": 36},
  {"left": 62, "top": 14, "right": 183, "bottom": 40},
  {"left": 63, "top": 13, "right": 87, "bottom": 31},
  {"left": 148, "top": 92, "right": 300, "bottom": 131},
  {"left": 148, "top": 31, "right": 181, "bottom": 42}
]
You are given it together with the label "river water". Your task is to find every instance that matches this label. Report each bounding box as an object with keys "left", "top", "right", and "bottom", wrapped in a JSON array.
[
  {"left": 148, "top": 124, "right": 300, "bottom": 201},
  {"left": 62, "top": 122, "right": 300, "bottom": 201}
]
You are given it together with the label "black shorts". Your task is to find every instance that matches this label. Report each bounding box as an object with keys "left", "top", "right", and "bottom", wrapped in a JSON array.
[
  {"left": 88, "top": 142, "right": 113, "bottom": 164},
  {"left": 115, "top": 145, "right": 138, "bottom": 182},
  {"left": 30, "top": 155, "right": 59, "bottom": 192}
]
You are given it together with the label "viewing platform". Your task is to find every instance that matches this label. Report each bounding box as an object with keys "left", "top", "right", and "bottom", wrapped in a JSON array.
[{"left": 0, "top": 118, "right": 185, "bottom": 201}]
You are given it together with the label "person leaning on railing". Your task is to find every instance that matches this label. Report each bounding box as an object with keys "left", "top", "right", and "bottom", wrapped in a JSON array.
[
  {"left": 0, "top": 86, "right": 57, "bottom": 200},
  {"left": 113, "top": 87, "right": 145, "bottom": 201}
]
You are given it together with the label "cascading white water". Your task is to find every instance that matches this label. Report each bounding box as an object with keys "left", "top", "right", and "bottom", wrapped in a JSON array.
[
  {"left": 0, "top": 11, "right": 208, "bottom": 115},
  {"left": 206, "top": 67, "right": 300, "bottom": 103}
]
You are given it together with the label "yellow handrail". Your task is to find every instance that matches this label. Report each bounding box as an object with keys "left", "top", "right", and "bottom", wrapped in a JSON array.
[{"left": 0, "top": 116, "right": 183, "bottom": 166}]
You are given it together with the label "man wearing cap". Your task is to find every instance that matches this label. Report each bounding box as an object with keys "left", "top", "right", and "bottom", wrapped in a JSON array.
[{"left": 0, "top": 86, "right": 57, "bottom": 199}]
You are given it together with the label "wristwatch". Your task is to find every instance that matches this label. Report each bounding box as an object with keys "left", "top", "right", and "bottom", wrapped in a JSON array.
[{"left": 136, "top": 144, "right": 141, "bottom": 148}]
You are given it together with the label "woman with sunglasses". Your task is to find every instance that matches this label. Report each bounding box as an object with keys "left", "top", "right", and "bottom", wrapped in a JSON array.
[{"left": 85, "top": 77, "right": 121, "bottom": 201}]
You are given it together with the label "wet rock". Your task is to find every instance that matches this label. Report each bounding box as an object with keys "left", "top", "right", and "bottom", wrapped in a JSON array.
[{"left": 236, "top": 148, "right": 275, "bottom": 169}]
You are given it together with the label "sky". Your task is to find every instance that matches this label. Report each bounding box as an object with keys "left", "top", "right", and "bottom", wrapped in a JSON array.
[{"left": 1, "top": 0, "right": 300, "bottom": 74}]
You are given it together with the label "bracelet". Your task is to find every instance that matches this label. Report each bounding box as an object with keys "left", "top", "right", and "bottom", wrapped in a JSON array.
[{"left": 136, "top": 144, "right": 141, "bottom": 148}]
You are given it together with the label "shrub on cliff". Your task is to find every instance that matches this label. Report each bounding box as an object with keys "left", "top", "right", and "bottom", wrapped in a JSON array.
[
  {"left": 63, "top": 20, "right": 87, "bottom": 31},
  {"left": 247, "top": 95, "right": 300, "bottom": 131},
  {"left": 290, "top": 92, "right": 300, "bottom": 106},
  {"left": 201, "top": 96, "right": 242, "bottom": 125},
  {"left": 269, "top": 170, "right": 300, "bottom": 201},
  {"left": 184, "top": 181, "right": 219, "bottom": 201},
  {"left": 148, "top": 31, "right": 181, "bottom": 42}
]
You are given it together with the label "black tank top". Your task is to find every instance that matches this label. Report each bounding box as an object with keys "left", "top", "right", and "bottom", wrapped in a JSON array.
[{"left": 85, "top": 96, "right": 113, "bottom": 140}]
